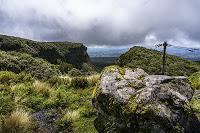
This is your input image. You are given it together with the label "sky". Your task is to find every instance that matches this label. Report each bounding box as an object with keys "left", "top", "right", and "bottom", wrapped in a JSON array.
[{"left": 0, "top": 0, "right": 200, "bottom": 48}]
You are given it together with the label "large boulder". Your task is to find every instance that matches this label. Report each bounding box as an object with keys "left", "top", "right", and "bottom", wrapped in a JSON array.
[{"left": 93, "top": 66, "right": 200, "bottom": 133}]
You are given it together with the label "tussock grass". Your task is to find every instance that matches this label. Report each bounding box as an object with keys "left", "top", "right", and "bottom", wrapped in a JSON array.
[
  {"left": 66, "top": 110, "right": 80, "bottom": 121},
  {"left": 33, "top": 81, "right": 51, "bottom": 97},
  {"left": 1, "top": 109, "right": 33, "bottom": 133},
  {"left": 86, "top": 74, "right": 100, "bottom": 87}
]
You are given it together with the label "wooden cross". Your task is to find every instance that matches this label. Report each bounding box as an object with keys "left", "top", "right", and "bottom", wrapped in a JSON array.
[{"left": 156, "top": 41, "right": 171, "bottom": 75}]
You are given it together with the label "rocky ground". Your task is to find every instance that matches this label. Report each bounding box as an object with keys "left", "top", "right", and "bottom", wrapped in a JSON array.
[{"left": 93, "top": 66, "right": 200, "bottom": 133}]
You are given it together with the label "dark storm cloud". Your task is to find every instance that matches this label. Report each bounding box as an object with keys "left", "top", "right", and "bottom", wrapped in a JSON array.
[{"left": 0, "top": 0, "right": 200, "bottom": 47}]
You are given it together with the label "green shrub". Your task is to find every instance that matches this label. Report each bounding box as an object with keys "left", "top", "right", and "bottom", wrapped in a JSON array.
[
  {"left": 59, "top": 63, "right": 73, "bottom": 74},
  {"left": 71, "top": 77, "right": 89, "bottom": 89},
  {"left": 0, "top": 92, "right": 15, "bottom": 115},
  {"left": 0, "top": 71, "right": 17, "bottom": 85},
  {"left": 47, "top": 76, "right": 70, "bottom": 87},
  {"left": 68, "top": 68, "right": 82, "bottom": 77},
  {"left": 189, "top": 71, "right": 200, "bottom": 90},
  {"left": 56, "top": 114, "right": 74, "bottom": 133},
  {"left": 0, "top": 51, "right": 60, "bottom": 80}
]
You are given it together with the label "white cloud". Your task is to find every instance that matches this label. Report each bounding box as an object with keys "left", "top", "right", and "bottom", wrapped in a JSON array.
[{"left": 0, "top": 0, "right": 200, "bottom": 48}]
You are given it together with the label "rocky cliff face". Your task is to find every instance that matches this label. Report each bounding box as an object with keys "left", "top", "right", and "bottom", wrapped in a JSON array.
[
  {"left": 0, "top": 35, "right": 91, "bottom": 69},
  {"left": 93, "top": 66, "right": 200, "bottom": 133}
]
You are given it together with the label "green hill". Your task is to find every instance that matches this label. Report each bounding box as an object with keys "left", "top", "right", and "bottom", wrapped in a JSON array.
[
  {"left": 0, "top": 34, "right": 92, "bottom": 69},
  {"left": 0, "top": 50, "right": 60, "bottom": 80},
  {"left": 117, "top": 46, "right": 200, "bottom": 76}
]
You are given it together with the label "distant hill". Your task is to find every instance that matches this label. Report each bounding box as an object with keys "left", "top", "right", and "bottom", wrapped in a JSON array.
[
  {"left": 117, "top": 46, "right": 200, "bottom": 76},
  {"left": 0, "top": 34, "right": 92, "bottom": 69},
  {"left": 87, "top": 47, "right": 128, "bottom": 57},
  {"left": 88, "top": 46, "right": 200, "bottom": 62}
]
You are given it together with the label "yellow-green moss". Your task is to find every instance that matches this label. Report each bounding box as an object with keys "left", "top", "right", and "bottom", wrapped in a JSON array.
[{"left": 102, "top": 65, "right": 126, "bottom": 75}]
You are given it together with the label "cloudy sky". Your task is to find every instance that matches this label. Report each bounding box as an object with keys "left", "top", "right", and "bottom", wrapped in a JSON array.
[{"left": 0, "top": 0, "right": 200, "bottom": 48}]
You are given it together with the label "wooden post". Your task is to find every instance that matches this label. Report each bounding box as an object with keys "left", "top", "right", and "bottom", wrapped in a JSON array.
[{"left": 162, "top": 42, "right": 168, "bottom": 75}]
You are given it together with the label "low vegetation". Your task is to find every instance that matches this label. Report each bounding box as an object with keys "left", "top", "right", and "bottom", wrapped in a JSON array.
[
  {"left": 117, "top": 46, "right": 200, "bottom": 76},
  {"left": 0, "top": 34, "right": 92, "bottom": 69},
  {"left": 0, "top": 35, "right": 200, "bottom": 133},
  {"left": 0, "top": 50, "right": 60, "bottom": 80},
  {"left": 0, "top": 69, "right": 99, "bottom": 132},
  {"left": 190, "top": 71, "right": 200, "bottom": 90}
]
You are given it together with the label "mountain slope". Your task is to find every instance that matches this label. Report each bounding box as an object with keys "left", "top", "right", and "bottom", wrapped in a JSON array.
[
  {"left": 0, "top": 35, "right": 92, "bottom": 69},
  {"left": 0, "top": 50, "right": 60, "bottom": 79},
  {"left": 117, "top": 46, "right": 200, "bottom": 76}
]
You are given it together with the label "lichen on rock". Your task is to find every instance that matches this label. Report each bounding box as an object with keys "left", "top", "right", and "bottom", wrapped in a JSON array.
[{"left": 93, "top": 66, "right": 200, "bottom": 133}]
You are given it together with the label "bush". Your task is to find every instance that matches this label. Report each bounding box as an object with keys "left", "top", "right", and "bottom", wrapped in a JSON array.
[
  {"left": 189, "top": 71, "right": 200, "bottom": 90},
  {"left": 47, "top": 76, "right": 70, "bottom": 87},
  {"left": 56, "top": 113, "right": 74, "bottom": 132},
  {"left": 0, "top": 51, "right": 60, "bottom": 80},
  {"left": 1, "top": 109, "right": 34, "bottom": 133},
  {"left": 0, "top": 71, "right": 17, "bottom": 85},
  {"left": 59, "top": 63, "right": 73, "bottom": 74},
  {"left": 0, "top": 71, "right": 34, "bottom": 86},
  {"left": 71, "top": 77, "right": 89, "bottom": 89},
  {"left": 68, "top": 68, "right": 82, "bottom": 77},
  {"left": 0, "top": 92, "right": 15, "bottom": 115}
]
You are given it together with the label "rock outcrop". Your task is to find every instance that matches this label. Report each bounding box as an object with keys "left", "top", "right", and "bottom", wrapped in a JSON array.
[
  {"left": 93, "top": 66, "right": 200, "bottom": 133},
  {"left": 0, "top": 34, "right": 91, "bottom": 69}
]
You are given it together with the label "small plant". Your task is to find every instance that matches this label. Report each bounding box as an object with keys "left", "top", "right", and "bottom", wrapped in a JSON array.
[
  {"left": 33, "top": 81, "right": 51, "bottom": 97},
  {"left": 1, "top": 109, "right": 33, "bottom": 133},
  {"left": 71, "top": 77, "right": 89, "bottom": 89}
]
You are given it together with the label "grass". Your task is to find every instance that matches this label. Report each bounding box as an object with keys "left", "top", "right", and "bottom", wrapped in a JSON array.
[
  {"left": 0, "top": 109, "right": 34, "bottom": 133},
  {"left": 33, "top": 81, "right": 51, "bottom": 97},
  {"left": 117, "top": 46, "right": 200, "bottom": 76},
  {"left": 0, "top": 34, "right": 93, "bottom": 70},
  {"left": 0, "top": 71, "right": 99, "bottom": 132}
]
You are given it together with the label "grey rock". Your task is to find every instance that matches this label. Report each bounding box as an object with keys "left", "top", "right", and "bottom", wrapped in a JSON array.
[{"left": 93, "top": 66, "right": 199, "bottom": 133}]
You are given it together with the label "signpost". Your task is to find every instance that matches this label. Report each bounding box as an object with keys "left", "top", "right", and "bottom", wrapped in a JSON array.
[{"left": 156, "top": 41, "right": 171, "bottom": 75}]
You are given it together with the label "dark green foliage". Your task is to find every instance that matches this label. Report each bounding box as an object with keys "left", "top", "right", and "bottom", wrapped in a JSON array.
[
  {"left": 68, "top": 68, "right": 83, "bottom": 77},
  {"left": 117, "top": 46, "right": 200, "bottom": 76},
  {"left": 0, "top": 34, "right": 92, "bottom": 69},
  {"left": 58, "top": 63, "right": 73, "bottom": 74},
  {"left": 71, "top": 77, "right": 89, "bottom": 89},
  {"left": 47, "top": 76, "right": 70, "bottom": 87},
  {"left": 0, "top": 91, "right": 15, "bottom": 115},
  {"left": 0, "top": 51, "right": 60, "bottom": 80},
  {"left": 56, "top": 115, "right": 73, "bottom": 133}
]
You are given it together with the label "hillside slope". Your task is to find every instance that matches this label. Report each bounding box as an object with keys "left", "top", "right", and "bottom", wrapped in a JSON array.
[
  {"left": 0, "top": 35, "right": 91, "bottom": 69},
  {"left": 117, "top": 46, "right": 200, "bottom": 76},
  {"left": 0, "top": 50, "right": 60, "bottom": 79}
]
